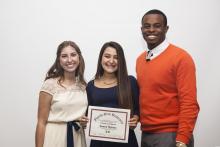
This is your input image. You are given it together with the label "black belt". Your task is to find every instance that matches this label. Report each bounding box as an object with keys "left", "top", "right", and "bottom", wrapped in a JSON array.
[{"left": 67, "top": 121, "right": 80, "bottom": 147}]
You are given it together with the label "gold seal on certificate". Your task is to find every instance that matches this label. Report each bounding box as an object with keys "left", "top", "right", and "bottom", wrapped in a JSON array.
[{"left": 86, "top": 106, "right": 130, "bottom": 143}]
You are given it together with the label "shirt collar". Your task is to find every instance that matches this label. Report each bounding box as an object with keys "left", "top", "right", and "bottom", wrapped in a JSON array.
[{"left": 147, "top": 39, "right": 169, "bottom": 56}]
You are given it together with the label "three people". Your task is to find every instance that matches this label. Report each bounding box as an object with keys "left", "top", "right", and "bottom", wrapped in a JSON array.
[
  {"left": 35, "top": 41, "right": 88, "bottom": 147},
  {"left": 136, "top": 9, "right": 200, "bottom": 147},
  {"left": 85, "top": 41, "right": 139, "bottom": 147},
  {"left": 36, "top": 9, "right": 200, "bottom": 147}
]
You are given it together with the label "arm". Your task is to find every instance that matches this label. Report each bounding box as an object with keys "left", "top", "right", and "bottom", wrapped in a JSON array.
[
  {"left": 86, "top": 81, "right": 93, "bottom": 106},
  {"left": 35, "top": 92, "right": 52, "bottom": 147},
  {"left": 128, "top": 76, "right": 140, "bottom": 129},
  {"left": 175, "top": 53, "right": 200, "bottom": 144},
  {"left": 79, "top": 82, "right": 92, "bottom": 129}
]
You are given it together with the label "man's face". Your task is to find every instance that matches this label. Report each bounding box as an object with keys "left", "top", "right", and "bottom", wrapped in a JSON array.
[{"left": 141, "top": 14, "right": 169, "bottom": 49}]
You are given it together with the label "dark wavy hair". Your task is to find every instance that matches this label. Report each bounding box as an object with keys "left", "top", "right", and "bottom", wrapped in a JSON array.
[
  {"left": 95, "top": 41, "right": 133, "bottom": 114},
  {"left": 45, "top": 41, "right": 86, "bottom": 86}
]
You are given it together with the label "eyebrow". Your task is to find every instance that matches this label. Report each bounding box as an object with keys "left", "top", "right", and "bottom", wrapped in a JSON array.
[
  {"left": 104, "top": 53, "right": 117, "bottom": 56},
  {"left": 61, "top": 51, "right": 77, "bottom": 54}
]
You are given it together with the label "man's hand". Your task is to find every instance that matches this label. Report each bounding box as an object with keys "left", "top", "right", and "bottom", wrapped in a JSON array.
[{"left": 176, "top": 141, "right": 187, "bottom": 147}]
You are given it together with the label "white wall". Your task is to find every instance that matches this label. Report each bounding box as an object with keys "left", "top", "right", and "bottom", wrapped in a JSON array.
[{"left": 0, "top": 0, "right": 219, "bottom": 146}]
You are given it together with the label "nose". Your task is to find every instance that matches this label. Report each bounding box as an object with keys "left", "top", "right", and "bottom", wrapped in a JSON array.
[
  {"left": 67, "top": 56, "right": 72, "bottom": 62},
  {"left": 149, "top": 26, "right": 155, "bottom": 32},
  {"left": 109, "top": 57, "right": 114, "bottom": 63}
]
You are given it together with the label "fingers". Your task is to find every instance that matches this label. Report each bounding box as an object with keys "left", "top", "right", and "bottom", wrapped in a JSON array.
[
  {"left": 129, "top": 116, "right": 139, "bottom": 123},
  {"left": 128, "top": 115, "right": 139, "bottom": 129},
  {"left": 129, "top": 120, "right": 138, "bottom": 126},
  {"left": 129, "top": 117, "right": 137, "bottom": 122},
  {"left": 81, "top": 116, "right": 89, "bottom": 122},
  {"left": 79, "top": 116, "right": 89, "bottom": 129}
]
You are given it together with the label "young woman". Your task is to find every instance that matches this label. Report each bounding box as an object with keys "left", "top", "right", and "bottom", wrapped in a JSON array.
[
  {"left": 35, "top": 41, "right": 88, "bottom": 147},
  {"left": 85, "top": 41, "right": 139, "bottom": 147}
]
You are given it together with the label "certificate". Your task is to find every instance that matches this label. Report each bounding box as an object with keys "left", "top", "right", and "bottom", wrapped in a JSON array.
[{"left": 86, "top": 106, "right": 130, "bottom": 143}]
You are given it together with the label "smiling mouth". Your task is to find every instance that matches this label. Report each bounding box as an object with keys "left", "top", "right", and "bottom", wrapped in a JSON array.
[
  {"left": 107, "top": 66, "right": 116, "bottom": 69},
  {"left": 147, "top": 35, "right": 157, "bottom": 40},
  {"left": 66, "top": 64, "right": 75, "bottom": 67}
]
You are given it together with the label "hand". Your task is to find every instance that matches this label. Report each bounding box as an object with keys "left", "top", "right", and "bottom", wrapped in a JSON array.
[
  {"left": 128, "top": 115, "right": 139, "bottom": 130},
  {"left": 176, "top": 141, "right": 187, "bottom": 147},
  {"left": 79, "top": 116, "right": 89, "bottom": 129}
]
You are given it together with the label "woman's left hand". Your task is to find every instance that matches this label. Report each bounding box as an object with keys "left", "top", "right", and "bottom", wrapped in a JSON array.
[{"left": 128, "top": 115, "right": 139, "bottom": 130}]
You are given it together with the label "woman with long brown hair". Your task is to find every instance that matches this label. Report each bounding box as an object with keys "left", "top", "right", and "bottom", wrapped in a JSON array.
[
  {"left": 85, "top": 41, "right": 139, "bottom": 147},
  {"left": 35, "top": 41, "right": 87, "bottom": 147}
]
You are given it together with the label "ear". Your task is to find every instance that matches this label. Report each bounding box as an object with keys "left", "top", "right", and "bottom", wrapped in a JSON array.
[
  {"left": 141, "top": 26, "right": 144, "bottom": 31},
  {"left": 165, "top": 25, "right": 169, "bottom": 33}
]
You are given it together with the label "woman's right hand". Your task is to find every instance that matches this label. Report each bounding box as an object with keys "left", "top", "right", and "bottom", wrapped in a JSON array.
[{"left": 79, "top": 116, "right": 89, "bottom": 129}]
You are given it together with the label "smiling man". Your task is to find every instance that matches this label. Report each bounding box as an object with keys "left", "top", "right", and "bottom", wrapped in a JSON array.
[{"left": 136, "top": 9, "right": 200, "bottom": 147}]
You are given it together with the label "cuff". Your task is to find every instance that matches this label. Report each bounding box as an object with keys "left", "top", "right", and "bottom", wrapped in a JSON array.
[
  {"left": 176, "top": 134, "right": 189, "bottom": 144},
  {"left": 176, "top": 141, "right": 187, "bottom": 147}
]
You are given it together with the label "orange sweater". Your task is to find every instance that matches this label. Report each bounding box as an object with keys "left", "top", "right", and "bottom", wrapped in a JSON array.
[{"left": 136, "top": 44, "right": 199, "bottom": 144}]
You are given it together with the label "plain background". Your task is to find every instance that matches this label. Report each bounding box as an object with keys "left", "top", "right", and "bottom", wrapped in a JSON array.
[{"left": 0, "top": 0, "right": 219, "bottom": 147}]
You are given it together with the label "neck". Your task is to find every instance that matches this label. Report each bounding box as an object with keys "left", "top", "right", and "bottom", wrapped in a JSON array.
[
  {"left": 148, "top": 44, "right": 157, "bottom": 50},
  {"left": 147, "top": 38, "right": 166, "bottom": 50},
  {"left": 102, "top": 72, "right": 116, "bottom": 80},
  {"left": 101, "top": 73, "right": 117, "bottom": 86},
  {"left": 62, "top": 72, "right": 76, "bottom": 85}
]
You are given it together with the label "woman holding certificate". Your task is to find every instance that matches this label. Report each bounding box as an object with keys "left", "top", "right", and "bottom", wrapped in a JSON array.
[
  {"left": 84, "top": 41, "right": 139, "bottom": 147},
  {"left": 35, "top": 41, "right": 88, "bottom": 147}
]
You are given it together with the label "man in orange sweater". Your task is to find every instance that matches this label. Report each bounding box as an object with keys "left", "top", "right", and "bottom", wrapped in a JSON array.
[{"left": 136, "top": 9, "right": 199, "bottom": 147}]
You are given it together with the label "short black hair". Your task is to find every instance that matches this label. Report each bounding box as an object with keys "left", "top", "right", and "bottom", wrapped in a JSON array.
[{"left": 141, "top": 9, "right": 167, "bottom": 26}]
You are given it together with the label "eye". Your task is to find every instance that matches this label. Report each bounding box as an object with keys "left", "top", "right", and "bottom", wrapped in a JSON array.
[
  {"left": 71, "top": 53, "right": 77, "bottom": 57},
  {"left": 142, "top": 25, "right": 150, "bottom": 29},
  {"left": 154, "top": 23, "right": 162, "bottom": 28},
  {"left": 61, "top": 54, "right": 67, "bottom": 58},
  {"left": 104, "top": 54, "right": 111, "bottom": 58}
]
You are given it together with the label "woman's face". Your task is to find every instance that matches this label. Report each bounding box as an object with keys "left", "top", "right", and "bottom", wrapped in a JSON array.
[
  {"left": 59, "top": 45, "right": 80, "bottom": 74},
  {"left": 101, "top": 47, "right": 118, "bottom": 74}
]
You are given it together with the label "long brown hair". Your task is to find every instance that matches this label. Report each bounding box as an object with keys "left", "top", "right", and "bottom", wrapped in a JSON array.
[
  {"left": 95, "top": 41, "right": 133, "bottom": 114},
  {"left": 45, "top": 41, "right": 86, "bottom": 86}
]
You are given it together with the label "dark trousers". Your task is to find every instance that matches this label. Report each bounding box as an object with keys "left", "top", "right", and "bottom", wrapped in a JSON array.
[{"left": 141, "top": 132, "right": 194, "bottom": 147}]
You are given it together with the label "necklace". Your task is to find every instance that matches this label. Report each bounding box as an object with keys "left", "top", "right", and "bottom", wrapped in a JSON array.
[{"left": 103, "top": 80, "right": 117, "bottom": 85}]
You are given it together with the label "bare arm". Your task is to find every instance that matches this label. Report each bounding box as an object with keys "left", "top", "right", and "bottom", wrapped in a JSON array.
[{"left": 35, "top": 92, "right": 52, "bottom": 147}]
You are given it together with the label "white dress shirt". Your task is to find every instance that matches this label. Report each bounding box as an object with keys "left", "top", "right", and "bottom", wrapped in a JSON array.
[{"left": 146, "top": 39, "right": 170, "bottom": 60}]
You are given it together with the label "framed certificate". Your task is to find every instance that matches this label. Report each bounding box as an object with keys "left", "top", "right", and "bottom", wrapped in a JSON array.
[{"left": 86, "top": 106, "right": 130, "bottom": 143}]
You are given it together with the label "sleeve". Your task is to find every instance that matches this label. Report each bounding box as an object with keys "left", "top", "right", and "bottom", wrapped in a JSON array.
[
  {"left": 85, "top": 81, "right": 94, "bottom": 116},
  {"left": 175, "top": 52, "right": 200, "bottom": 144},
  {"left": 129, "top": 76, "right": 140, "bottom": 116},
  {"left": 40, "top": 79, "right": 56, "bottom": 96}
]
